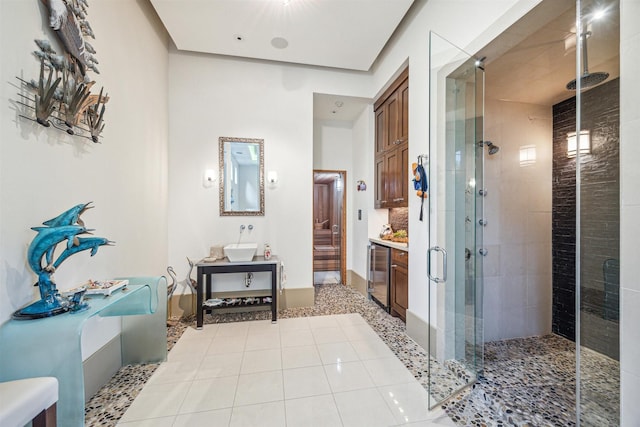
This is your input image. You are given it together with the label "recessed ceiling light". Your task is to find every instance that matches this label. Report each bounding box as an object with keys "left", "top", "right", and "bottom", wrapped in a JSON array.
[{"left": 271, "top": 37, "right": 289, "bottom": 49}]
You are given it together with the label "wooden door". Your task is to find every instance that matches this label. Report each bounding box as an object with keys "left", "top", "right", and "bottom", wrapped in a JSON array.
[{"left": 314, "top": 184, "right": 330, "bottom": 225}]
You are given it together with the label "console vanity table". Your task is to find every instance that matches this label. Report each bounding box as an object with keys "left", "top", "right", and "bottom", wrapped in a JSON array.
[
  {"left": 0, "top": 277, "right": 167, "bottom": 427},
  {"left": 196, "top": 256, "right": 278, "bottom": 328}
]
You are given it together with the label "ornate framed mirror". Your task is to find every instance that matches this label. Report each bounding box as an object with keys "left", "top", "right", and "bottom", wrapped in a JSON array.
[{"left": 219, "top": 136, "right": 264, "bottom": 216}]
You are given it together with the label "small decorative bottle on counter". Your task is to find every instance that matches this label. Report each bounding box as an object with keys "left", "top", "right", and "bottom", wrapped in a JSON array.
[{"left": 264, "top": 244, "right": 272, "bottom": 260}]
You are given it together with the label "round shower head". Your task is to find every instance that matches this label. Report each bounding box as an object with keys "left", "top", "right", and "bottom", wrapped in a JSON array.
[
  {"left": 478, "top": 140, "right": 500, "bottom": 155},
  {"left": 566, "top": 71, "right": 610, "bottom": 90}
]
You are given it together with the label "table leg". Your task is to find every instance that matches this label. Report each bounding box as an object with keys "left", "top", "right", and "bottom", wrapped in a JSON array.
[
  {"left": 271, "top": 264, "right": 277, "bottom": 323},
  {"left": 197, "top": 267, "right": 204, "bottom": 329}
]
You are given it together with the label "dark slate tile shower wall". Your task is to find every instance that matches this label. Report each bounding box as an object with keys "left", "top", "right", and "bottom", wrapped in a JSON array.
[{"left": 552, "top": 78, "right": 620, "bottom": 360}]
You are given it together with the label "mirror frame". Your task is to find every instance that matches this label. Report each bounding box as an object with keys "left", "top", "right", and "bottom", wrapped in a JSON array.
[{"left": 218, "top": 136, "right": 265, "bottom": 216}]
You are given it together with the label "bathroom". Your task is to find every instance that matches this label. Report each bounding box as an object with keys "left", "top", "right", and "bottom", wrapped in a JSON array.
[{"left": 0, "top": 0, "right": 636, "bottom": 424}]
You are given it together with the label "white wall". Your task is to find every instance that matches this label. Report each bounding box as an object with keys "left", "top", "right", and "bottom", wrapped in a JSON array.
[
  {"left": 0, "top": 0, "right": 170, "bottom": 337},
  {"left": 352, "top": 108, "right": 379, "bottom": 278},
  {"left": 483, "top": 100, "right": 553, "bottom": 341},
  {"left": 619, "top": 0, "right": 640, "bottom": 423},
  {"left": 167, "top": 49, "right": 372, "bottom": 293}
]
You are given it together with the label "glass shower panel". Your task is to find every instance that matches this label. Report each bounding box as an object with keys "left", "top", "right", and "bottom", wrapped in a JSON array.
[
  {"left": 576, "top": 0, "right": 620, "bottom": 424},
  {"left": 428, "top": 31, "right": 484, "bottom": 409}
]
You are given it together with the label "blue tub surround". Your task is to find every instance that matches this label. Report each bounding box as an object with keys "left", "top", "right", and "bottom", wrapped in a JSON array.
[
  {"left": 196, "top": 256, "right": 279, "bottom": 328},
  {"left": 0, "top": 277, "right": 167, "bottom": 427}
]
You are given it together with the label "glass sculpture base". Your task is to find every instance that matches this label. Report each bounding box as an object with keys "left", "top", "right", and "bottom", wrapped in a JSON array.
[{"left": 12, "top": 299, "right": 70, "bottom": 320}]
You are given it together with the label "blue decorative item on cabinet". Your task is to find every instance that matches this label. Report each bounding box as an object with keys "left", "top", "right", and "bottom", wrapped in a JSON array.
[{"left": 13, "top": 202, "right": 114, "bottom": 320}]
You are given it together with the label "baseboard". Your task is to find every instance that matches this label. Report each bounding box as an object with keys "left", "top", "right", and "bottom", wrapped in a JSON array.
[
  {"left": 346, "top": 270, "right": 368, "bottom": 297},
  {"left": 83, "top": 336, "right": 122, "bottom": 401},
  {"left": 279, "top": 286, "right": 315, "bottom": 309},
  {"left": 406, "top": 309, "right": 437, "bottom": 357}
]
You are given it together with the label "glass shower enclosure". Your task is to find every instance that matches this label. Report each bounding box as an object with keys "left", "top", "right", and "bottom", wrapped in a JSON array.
[{"left": 427, "top": 31, "right": 484, "bottom": 408}]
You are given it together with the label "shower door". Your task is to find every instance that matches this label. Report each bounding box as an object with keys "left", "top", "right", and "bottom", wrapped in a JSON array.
[{"left": 427, "top": 31, "right": 484, "bottom": 408}]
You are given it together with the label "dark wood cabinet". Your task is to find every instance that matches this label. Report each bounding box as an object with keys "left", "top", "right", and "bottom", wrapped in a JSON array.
[
  {"left": 374, "top": 68, "right": 409, "bottom": 209},
  {"left": 390, "top": 248, "right": 408, "bottom": 321},
  {"left": 374, "top": 154, "right": 386, "bottom": 207}
]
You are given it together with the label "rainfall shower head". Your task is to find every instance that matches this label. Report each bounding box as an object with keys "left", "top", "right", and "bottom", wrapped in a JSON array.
[
  {"left": 566, "top": 31, "right": 609, "bottom": 90},
  {"left": 479, "top": 140, "right": 500, "bottom": 155}
]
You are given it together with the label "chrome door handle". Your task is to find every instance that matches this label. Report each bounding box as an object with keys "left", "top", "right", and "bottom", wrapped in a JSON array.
[{"left": 427, "top": 246, "right": 447, "bottom": 283}]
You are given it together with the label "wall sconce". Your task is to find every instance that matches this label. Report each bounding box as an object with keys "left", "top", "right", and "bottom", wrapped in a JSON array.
[
  {"left": 203, "top": 169, "right": 216, "bottom": 188},
  {"left": 267, "top": 171, "right": 279, "bottom": 185},
  {"left": 567, "top": 130, "right": 590, "bottom": 157}
]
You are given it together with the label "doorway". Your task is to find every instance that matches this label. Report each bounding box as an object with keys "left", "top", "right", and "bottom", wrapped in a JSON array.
[{"left": 313, "top": 170, "right": 346, "bottom": 285}]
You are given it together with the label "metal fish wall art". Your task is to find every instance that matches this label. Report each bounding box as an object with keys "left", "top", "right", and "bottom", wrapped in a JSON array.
[{"left": 15, "top": 0, "right": 109, "bottom": 142}]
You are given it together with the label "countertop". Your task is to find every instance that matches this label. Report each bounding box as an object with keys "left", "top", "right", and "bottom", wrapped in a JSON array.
[
  {"left": 369, "top": 237, "right": 408, "bottom": 251},
  {"left": 196, "top": 255, "right": 279, "bottom": 266}
]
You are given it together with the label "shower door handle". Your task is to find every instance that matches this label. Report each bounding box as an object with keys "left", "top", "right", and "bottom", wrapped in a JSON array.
[{"left": 427, "top": 246, "right": 447, "bottom": 283}]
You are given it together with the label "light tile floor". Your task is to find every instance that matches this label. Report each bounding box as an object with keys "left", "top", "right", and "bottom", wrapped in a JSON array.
[{"left": 117, "top": 314, "right": 454, "bottom": 427}]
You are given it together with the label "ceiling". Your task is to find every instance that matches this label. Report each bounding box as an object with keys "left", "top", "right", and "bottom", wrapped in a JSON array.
[
  {"left": 313, "top": 94, "right": 371, "bottom": 122},
  {"left": 481, "top": 0, "right": 620, "bottom": 106},
  {"left": 150, "top": 0, "right": 414, "bottom": 72},
  {"left": 150, "top": 0, "right": 620, "bottom": 121}
]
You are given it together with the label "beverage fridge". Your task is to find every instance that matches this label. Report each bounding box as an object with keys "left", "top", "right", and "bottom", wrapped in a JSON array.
[{"left": 367, "top": 242, "right": 390, "bottom": 312}]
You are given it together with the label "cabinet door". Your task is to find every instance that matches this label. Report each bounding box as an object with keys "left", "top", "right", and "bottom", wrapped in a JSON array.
[
  {"left": 375, "top": 106, "right": 388, "bottom": 154},
  {"left": 384, "top": 149, "right": 398, "bottom": 206},
  {"left": 399, "top": 79, "right": 409, "bottom": 145},
  {"left": 387, "top": 91, "right": 400, "bottom": 147},
  {"left": 397, "top": 141, "right": 409, "bottom": 206},
  {"left": 374, "top": 154, "right": 387, "bottom": 208},
  {"left": 384, "top": 143, "right": 408, "bottom": 208},
  {"left": 391, "top": 251, "right": 408, "bottom": 321}
]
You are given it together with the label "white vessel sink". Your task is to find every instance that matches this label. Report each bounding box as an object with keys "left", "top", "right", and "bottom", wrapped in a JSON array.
[{"left": 224, "top": 243, "right": 258, "bottom": 262}]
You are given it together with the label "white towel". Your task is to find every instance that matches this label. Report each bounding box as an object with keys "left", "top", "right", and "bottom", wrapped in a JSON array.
[{"left": 279, "top": 259, "right": 287, "bottom": 294}]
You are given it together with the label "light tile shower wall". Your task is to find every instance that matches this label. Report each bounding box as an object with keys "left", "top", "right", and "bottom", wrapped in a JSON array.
[
  {"left": 483, "top": 100, "right": 553, "bottom": 342},
  {"left": 620, "top": 0, "right": 640, "bottom": 423}
]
